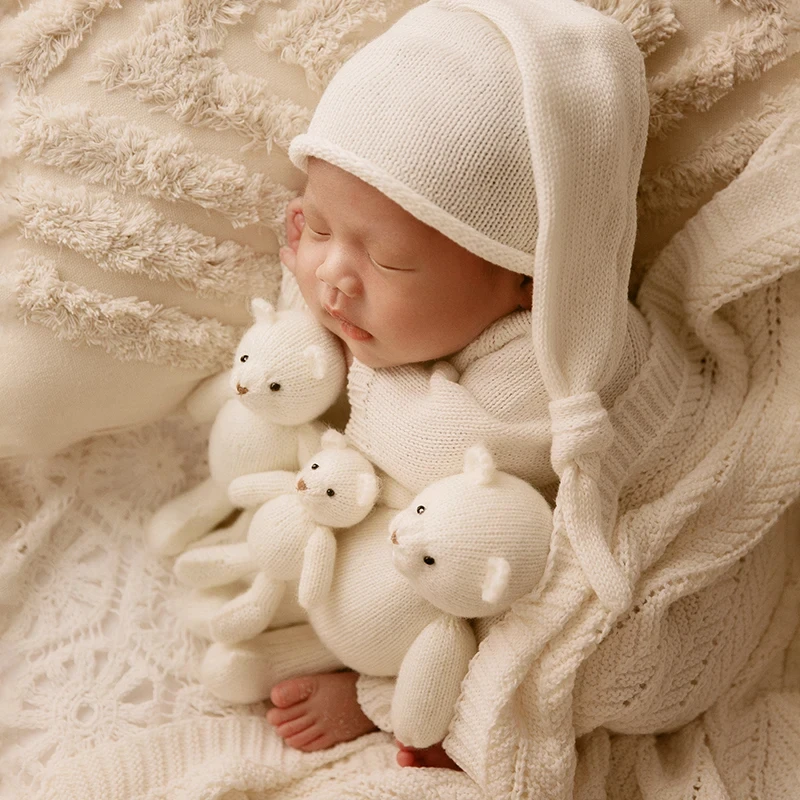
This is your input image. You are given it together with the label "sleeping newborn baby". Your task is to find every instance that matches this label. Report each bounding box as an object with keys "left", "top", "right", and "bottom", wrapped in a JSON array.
[
  {"left": 269, "top": 157, "right": 535, "bottom": 766},
  {"left": 252, "top": 0, "right": 650, "bottom": 771},
  {"left": 265, "top": 161, "right": 647, "bottom": 767}
]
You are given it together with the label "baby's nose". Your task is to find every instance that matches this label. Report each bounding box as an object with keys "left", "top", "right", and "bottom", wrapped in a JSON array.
[{"left": 315, "top": 260, "right": 361, "bottom": 299}]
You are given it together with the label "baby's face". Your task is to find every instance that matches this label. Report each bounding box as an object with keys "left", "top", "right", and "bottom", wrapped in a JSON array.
[{"left": 286, "top": 158, "right": 530, "bottom": 368}]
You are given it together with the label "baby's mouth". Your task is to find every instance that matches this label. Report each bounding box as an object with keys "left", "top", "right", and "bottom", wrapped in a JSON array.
[{"left": 323, "top": 306, "right": 372, "bottom": 341}]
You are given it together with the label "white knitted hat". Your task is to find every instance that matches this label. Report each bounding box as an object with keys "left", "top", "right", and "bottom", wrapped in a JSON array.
[{"left": 289, "top": 0, "right": 649, "bottom": 612}]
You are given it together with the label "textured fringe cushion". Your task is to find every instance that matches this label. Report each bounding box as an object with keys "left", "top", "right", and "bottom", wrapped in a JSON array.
[
  {"left": 630, "top": 0, "right": 800, "bottom": 286},
  {"left": 0, "top": 0, "right": 420, "bottom": 457},
  {"left": 0, "top": 0, "right": 798, "bottom": 456}
]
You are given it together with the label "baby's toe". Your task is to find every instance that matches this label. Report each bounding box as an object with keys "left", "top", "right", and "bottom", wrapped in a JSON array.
[
  {"left": 275, "top": 714, "right": 316, "bottom": 739},
  {"left": 296, "top": 731, "right": 338, "bottom": 752},
  {"left": 266, "top": 703, "right": 306, "bottom": 727},
  {"left": 270, "top": 676, "right": 317, "bottom": 708},
  {"left": 396, "top": 748, "right": 417, "bottom": 768},
  {"left": 285, "top": 723, "right": 325, "bottom": 749}
]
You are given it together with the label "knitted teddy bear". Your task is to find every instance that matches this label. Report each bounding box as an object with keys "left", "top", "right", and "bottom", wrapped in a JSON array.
[
  {"left": 384, "top": 444, "right": 553, "bottom": 747},
  {"left": 197, "top": 446, "right": 552, "bottom": 746},
  {"left": 146, "top": 299, "right": 347, "bottom": 556},
  {"left": 174, "top": 430, "right": 380, "bottom": 644}
]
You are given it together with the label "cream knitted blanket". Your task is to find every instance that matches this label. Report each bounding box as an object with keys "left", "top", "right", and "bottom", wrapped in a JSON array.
[{"left": 1, "top": 111, "right": 799, "bottom": 800}]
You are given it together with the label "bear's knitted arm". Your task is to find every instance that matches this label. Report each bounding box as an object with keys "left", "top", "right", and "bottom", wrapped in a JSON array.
[
  {"left": 297, "top": 526, "right": 337, "bottom": 610},
  {"left": 174, "top": 542, "right": 252, "bottom": 588},
  {"left": 227, "top": 470, "right": 297, "bottom": 508},
  {"left": 391, "top": 615, "right": 477, "bottom": 749},
  {"left": 184, "top": 370, "right": 234, "bottom": 423}
]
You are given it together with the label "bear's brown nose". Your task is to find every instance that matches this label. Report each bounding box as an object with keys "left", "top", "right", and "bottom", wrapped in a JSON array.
[
  {"left": 390, "top": 530, "right": 398, "bottom": 545},
  {"left": 236, "top": 383, "right": 248, "bottom": 395},
  {"left": 297, "top": 478, "right": 307, "bottom": 491}
]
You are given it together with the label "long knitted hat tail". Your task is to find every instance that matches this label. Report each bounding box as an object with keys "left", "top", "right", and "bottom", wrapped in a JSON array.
[{"left": 289, "top": 0, "right": 649, "bottom": 612}]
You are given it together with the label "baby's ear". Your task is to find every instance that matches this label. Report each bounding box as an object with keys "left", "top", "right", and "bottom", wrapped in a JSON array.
[
  {"left": 463, "top": 445, "right": 496, "bottom": 485},
  {"left": 356, "top": 473, "right": 380, "bottom": 508},
  {"left": 286, "top": 198, "right": 305, "bottom": 249},
  {"left": 251, "top": 298, "right": 276, "bottom": 324},
  {"left": 481, "top": 556, "right": 510, "bottom": 605},
  {"left": 304, "top": 345, "right": 328, "bottom": 380}
]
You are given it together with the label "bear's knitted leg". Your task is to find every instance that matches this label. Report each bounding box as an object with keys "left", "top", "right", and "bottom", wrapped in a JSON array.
[
  {"left": 176, "top": 583, "right": 252, "bottom": 640},
  {"left": 146, "top": 478, "right": 233, "bottom": 555},
  {"left": 174, "top": 542, "right": 252, "bottom": 589},
  {"left": 209, "top": 572, "right": 285, "bottom": 644},
  {"left": 200, "top": 624, "right": 342, "bottom": 704}
]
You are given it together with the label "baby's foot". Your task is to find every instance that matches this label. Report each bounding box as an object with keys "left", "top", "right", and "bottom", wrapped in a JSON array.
[
  {"left": 395, "top": 740, "right": 462, "bottom": 770},
  {"left": 266, "top": 671, "right": 377, "bottom": 752}
]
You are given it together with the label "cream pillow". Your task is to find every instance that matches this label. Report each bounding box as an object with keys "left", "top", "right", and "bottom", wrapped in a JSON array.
[
  {"left": 1, "top": 0, "right": 798, "bottom": 456},
  {"left": 0, "top": 0, "right": 422, "bottom": 457}
]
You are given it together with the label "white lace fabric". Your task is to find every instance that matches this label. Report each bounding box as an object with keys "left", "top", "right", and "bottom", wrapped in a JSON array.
[{"left": 0, "top": 416, "right": 271, "bottom": 799}]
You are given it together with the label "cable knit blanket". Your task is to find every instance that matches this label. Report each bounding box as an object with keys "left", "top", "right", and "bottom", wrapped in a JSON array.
[{"left": 2, "top": 1, "right": 800, "bottom": 799}]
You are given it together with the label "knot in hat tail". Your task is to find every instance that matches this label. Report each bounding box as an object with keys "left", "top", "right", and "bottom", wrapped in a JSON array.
[
  {"left": 551, "top": 391, "right": 630, "bottom": 612},
  {"left": 549, "top": 392, "right": 614, "bottom": 476}
]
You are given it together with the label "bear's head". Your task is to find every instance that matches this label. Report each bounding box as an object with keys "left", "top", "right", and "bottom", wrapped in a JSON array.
[
  {"left": 230, "top": 299, "right": 346, "bottom": 425},
  {"left": 389, "top": 445, "right": 553, "bottom": 618},
  {"left": 294, "top": 430, "right": 380, "bottom": 528}
]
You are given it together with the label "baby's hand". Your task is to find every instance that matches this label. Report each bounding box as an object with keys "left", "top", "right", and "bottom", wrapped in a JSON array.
[{"left": 279, "top": 196, "right": 305, "bottom": 274}]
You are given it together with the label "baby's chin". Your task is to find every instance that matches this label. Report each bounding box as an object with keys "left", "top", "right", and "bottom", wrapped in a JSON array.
[
  {"left": 344, "top": 339, "right": 452, "bottom": 369},
  {"left": 343, "top": 341, "right": 397, "bottom": 369}
]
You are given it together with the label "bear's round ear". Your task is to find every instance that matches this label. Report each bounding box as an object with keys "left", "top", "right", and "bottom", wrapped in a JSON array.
[
  {"left": 304, "top": 345, "right": 328, "bottom": 380},
  {"left": 481, "top": 556, "right": 510, "bottom": 605},
  {"left": 356, "top": 472, "right": 380, "bottom": 508},
  {"left": 251, "top": 298, "right": 277, "bottom": 324},
  {"left": 429, "top": 361, "right": 459, "bottom": 384},
  {"left": 463, "top": 444, "right": 496, "bottom": 485},
  {"left": 321, "top": 429, "right": 348, "bottom": 449}
]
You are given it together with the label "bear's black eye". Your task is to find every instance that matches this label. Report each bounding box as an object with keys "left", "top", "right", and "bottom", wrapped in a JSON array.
[
  {"left": 416, "top": 505, "right": 425, "bottom": 514},
  {"left": 311, "top": 463, "right": 319, "bottom": 470},
  {"left": 269, "top": 382, "right": 281, "bottom": 391},
  {"left": 240, "top": 354, "right": 248, "bottom": 362},
  {"left": 423, "top": 555, "right": 435, "bottom": 566},
  {"left": 326, "top": 488, "right": 335, "bottom": 497}
]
